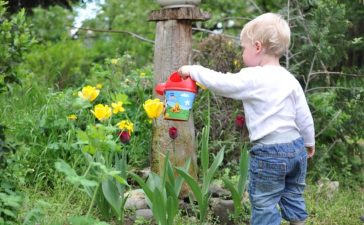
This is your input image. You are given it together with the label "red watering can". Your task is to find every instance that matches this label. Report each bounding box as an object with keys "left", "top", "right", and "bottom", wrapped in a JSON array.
[{"left": 155, "top": 71, "right": 197, "bottom": 121}]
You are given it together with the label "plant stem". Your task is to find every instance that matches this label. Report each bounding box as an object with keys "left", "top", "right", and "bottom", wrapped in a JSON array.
[
  {"left": 172, "top": 140, "right": 176, "bottom": 164},
  {"left": 87, "top": 184, "right": 100, "bottom": 217}
]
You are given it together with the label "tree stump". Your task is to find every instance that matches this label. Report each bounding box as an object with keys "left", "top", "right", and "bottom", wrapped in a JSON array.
[{"left": 149, "top": 7, "right": 209, "bottom": 197}]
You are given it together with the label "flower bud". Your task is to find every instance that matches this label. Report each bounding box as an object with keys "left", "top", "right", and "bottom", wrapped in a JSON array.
[
  {"left": 235, "top": 115, "right": 245, "bottom": 130},
  {"left": 119, "top": 131, "right": 131, "bottom": 144},
  {"left": 169, "top": 126, "right": 178, "bottom": 140}
]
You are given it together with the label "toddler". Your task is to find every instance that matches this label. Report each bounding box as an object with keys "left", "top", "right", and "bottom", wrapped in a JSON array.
[{"left": 178, "top": 13, "right": 315, "bottom": 225}]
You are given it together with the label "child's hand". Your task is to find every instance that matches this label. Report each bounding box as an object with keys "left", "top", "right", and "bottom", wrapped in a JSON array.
[
  {"left": 178, "top": 65, "right": 191, "bottom": 79},
  {"left": 306, "top": 146, "right": 315, "bottom": 159}
]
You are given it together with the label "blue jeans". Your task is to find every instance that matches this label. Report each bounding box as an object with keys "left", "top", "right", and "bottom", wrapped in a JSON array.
[{"left": 248, "top": 137, "right": 308, "bottom": 225}]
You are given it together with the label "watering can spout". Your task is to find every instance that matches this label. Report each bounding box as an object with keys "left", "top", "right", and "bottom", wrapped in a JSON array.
[{"left": 155, "top": 83, "right": 166, "bottom": 95}]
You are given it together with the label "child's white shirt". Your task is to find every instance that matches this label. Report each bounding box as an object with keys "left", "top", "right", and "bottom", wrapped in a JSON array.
[{"left": 188, "top": 65, "right": 315, "bottom": 147}]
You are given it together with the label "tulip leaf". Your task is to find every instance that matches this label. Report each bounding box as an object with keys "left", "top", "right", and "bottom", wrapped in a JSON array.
[
  {"left": 167, "top": 195, "right": 177, "bottom": 225},
  {"left": 162, "top": 151, "right": 170, "bottom": 189},
  {"left": 175, "top": 168, "right": 203, "bottom": 206},
  {"left": 153, "top": 188, "right": 167, "bottom": 225},
  {"left": 200, "top": 195, "right": 210, "bottom": 222},
  {"left": 167, "top": 157, "right": 175, "bottom": 187},
  {"left": 102, "top": 178, "right": 122, "bottom": 216},
  {"left": 201, "top": 126, "right": 209, "bottom": 175},
  {"left": 222, "top": 177, "right": 242, "bottom": 218},
  {"left": 165, "top": 182, "right": 178, "bottom": 220},
  {"left": 238, "top": 148, "right": 249, "bottom": 196},
  {"left": 174, "top": 157, "right": 190, "bottom": 196},
  {"left": 129, "top": 172, "right": 153, "bottom": 206},
  {"left": 203, "top": 148, "right": 224, "bottom": 195}
]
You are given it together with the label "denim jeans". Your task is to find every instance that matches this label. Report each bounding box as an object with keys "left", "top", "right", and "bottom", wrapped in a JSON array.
[{"left": 248, "top": 137, "right": 308, "bottom": 225}]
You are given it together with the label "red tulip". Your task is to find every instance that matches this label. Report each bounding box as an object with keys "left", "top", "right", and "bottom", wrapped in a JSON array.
[
  {"left": 118, "top": 131, "right": 131, "bottom": 144},
  {"left": 169, "top": 126, "right": 178, "bottom": 140},
  {"left": 235, "top": 115, "right": 245, "bottom": 130}
]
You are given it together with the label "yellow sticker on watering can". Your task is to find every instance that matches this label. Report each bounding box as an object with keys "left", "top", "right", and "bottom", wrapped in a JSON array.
[{"left": 164, "top": 90, "right": 196, "bottom": 121}]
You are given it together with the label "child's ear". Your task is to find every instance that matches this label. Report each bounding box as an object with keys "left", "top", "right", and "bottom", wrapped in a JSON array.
[{"left": 254, "top": 41, "right": 262, "bottom": 53}]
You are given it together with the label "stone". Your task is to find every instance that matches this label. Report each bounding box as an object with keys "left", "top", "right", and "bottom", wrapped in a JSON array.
[
  {"left": 210, "top": 198, "right": 235, "bottom": 225},
  {"left": 124, "top": 189, "right": 148, "bottom": 210},
  {"left": 209, "top": 183, "right": 231, "bottom": 198},
  {"left": 135, "top": 209, "right": 154, "bottom": 221}
]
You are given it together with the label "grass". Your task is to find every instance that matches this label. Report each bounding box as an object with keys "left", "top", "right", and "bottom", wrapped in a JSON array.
[
  {"left": 280, "top": 183, "right": 364, "bottom": 225},
  {"left": 19, "top": 182, "right": 90, "bottom": 225},
  {"left": 16, "top": 179, "right": 363, "bottom": 225},
  {"left": 304, "top": 184, "right": 363, "bottom": 225}
]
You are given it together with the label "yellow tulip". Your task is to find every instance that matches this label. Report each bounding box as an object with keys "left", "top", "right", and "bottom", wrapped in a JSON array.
[
  {"left": 96, "top": 83, "right": 103, "bottom": 89},
  {"left": 143, "top": 98, "right": 164, "bottom": 119},
  {"left": 91, "top": 104, "right": 112, "bottom": 121},
  {"left": 78, "top": 85, "right": 100, "bottom": 102},
  {"left": 112, "top": 101, "right": 125, "bottom": 114},
  {"left": 117, "top": 120, "right": 134, "bottom": 133},
  {"left": 67, "top": 114, "right": 77, "bottom": 121}
]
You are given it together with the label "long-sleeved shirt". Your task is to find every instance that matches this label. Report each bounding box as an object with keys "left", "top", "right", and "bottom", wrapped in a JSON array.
[{"left": 188, "top": 65, "right": 315, "bottom": 147}]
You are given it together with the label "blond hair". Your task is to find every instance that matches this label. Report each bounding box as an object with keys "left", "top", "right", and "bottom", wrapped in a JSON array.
[{"left": 240, "top": 13, "right": 290, "bottom": 57}]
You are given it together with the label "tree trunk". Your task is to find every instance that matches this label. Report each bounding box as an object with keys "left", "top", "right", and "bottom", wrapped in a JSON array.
[{"left": 149, "top": 7, "right": 209, "bottom": 197}]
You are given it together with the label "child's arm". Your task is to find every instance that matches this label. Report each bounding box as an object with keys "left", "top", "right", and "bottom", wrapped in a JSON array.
[
  {"left": 294, "top": 81, "right": 315, "bottom": 154},
  {"left": 178, "top": 65, "right": 253, "bottom": 100}
]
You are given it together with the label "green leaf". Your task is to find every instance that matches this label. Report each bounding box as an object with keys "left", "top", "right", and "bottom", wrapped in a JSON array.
[
  {"left": 153, "top": 188, "right": 167, "bottom": 225},
  {"left": 55, "top": 160, "right": 98, "bottom": 187},
  {"left": 201, "top": 126, "right": 209, "bottom": 175},
  {"left": 175, "top": 168, "right": 203, "bottom": 205},
  {"left": 113, "top": 175, "right": 128, "bottom": 186},
  {"left": 162, "top": 151, "right": 170, "bottom": 190},
  {"left": 79, "top": 179, "right": 98, "bottom": 187},
  {"left": 238, "top": 148, "right": 249, "bottom": 196},
  {"left": 200, "top": 195, "right": 210, "bottom": 222},
  {"left": 113, "top": 93, "right": 131, "bottom": 105},
  {"left": 77, "top": 130, "right": 89, "bottom": 143},
  {"left": 166, "top": 158, "right": 175, "bottom": 187},
  {"left": 102, "top": 178, "right": 122, "bottom": 216},
  {"left": 2, "top": 209, "right": 16, "bottom": 218},
  {"left": 55, "top": 160, "right": 77, "bottom": 178},
  {"left": 223, "top": 177, "right": 242, "bottom": 219},
  {"left": 72, "top": 97, "right": 92, "bottom": 110},
  {"left": 129, "top": 172, "right": 153, "bottom": 203},
  {"left": 82, "top": 145, "right": 96, "bottom": 155},
  {"left": 166, "top": 195, "right": 177, "bottom": 225},
  {"left": 203, "top": 148, "right": 224, "bottom": 195}
]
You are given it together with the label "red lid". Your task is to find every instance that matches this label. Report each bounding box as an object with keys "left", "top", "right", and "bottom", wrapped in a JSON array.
[{"left": 155, "top": 71, "right": 197, "bottom": 95}]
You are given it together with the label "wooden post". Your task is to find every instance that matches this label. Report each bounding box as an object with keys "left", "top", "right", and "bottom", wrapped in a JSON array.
[{"left": 149, "top": 7, "right": 209, "bottom": 197}]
